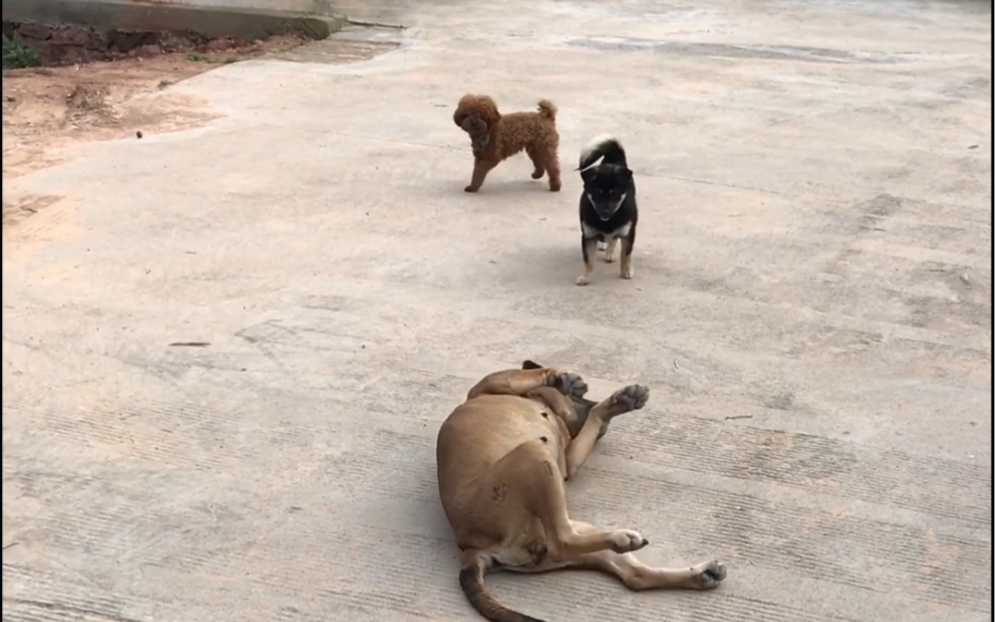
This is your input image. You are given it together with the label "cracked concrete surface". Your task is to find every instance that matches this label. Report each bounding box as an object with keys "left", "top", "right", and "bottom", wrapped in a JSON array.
[{"left": 2, "top": 0, "right": 991, "bottom": 621}]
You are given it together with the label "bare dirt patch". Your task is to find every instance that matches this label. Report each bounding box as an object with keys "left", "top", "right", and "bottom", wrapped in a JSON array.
[
  {"left": 2, "top": 34, "right": 305, "bottom": 173},
  {"left": 1, "top": 194, "right": 62, "bottom": 229},
  {"left": 1, "top": 34, "right": 306, "bottom": 230},
  {"left": 1, "top": 31, "right": 399, "bottom": 231}
]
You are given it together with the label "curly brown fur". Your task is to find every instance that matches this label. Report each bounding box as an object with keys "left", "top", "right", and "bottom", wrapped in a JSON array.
[{"left": 453, "top": 94, "right": 562, "bottom": 193}]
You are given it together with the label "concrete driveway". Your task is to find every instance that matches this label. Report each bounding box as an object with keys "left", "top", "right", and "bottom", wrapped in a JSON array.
[{"left": 2, "top": 0, "right": 991, "bottom": 621}]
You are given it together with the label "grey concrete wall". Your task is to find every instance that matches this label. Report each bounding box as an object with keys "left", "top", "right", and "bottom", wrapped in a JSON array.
[
  {"left": 3, "top": 0, "right": 345, "bottom": 42},
  {"left": 10, "top": 0, "right": 340, "bottom": 16}
]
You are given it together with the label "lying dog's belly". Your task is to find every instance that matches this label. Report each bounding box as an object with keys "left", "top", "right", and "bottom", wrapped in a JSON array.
[
  {"left": 437, "top": 394, "right": 570, "bottom": 554},
  {"left": 438, "top": 395, "right": 566, "bottom": 476}
]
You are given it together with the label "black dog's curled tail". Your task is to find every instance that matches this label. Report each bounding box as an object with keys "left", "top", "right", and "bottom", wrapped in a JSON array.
[
  {"left": 537, "top": 99, "right": 557, "bottom": 121},
  {"left": 578, "top": 134, "right": 627, "bottom": 171},
  {"left": 459, "top": 563, "right": 547, "bottom": 622}
]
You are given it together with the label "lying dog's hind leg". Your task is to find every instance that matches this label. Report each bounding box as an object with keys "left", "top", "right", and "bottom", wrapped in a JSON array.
[
  {"left": 565, "top": 384, "right": 649, "bottom": 480},
  {"left": 579, "top": 550, "right": 727, "bottom": 591},
  {"left": 466, "top": 367, "right": 588, "bottom": 401},
  {"left": 508, "top": 521, "right": 727, "bottom": 591},
  {"left": 506, "top": 442, "right": 649, "bottom": 562}
]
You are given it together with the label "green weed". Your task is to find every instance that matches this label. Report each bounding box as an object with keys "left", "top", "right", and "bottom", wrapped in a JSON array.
[{"left": 2, "top": 37, "right": 40, "bottom": 68}]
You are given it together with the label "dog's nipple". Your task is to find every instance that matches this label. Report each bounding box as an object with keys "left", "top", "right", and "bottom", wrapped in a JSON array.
[{"left": 540, "top": 436, "right": 548, "bottom": 443}]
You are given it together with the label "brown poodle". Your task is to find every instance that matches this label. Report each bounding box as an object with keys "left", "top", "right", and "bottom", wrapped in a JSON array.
[{"left": 453, "top": 94, "right": 562, "bottom": 193}]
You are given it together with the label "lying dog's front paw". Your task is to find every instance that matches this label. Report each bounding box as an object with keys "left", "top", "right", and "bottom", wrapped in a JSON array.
[
  {"left": 691, "top": 560, "right": 727, "bottom": 590},
  {"left": 611, "top": 384, "right": 650, "bottom": 412},
  {"left": 609, "top": 530, "right": 649, "bottom": 554},
  {"left": 555, "top": 372, "right": 588, "bottom": 398}
]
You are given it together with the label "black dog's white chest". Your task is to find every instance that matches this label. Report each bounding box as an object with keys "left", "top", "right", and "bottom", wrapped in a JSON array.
[{"left": 582, "top": 221, "right": 631, "bottom": 241}]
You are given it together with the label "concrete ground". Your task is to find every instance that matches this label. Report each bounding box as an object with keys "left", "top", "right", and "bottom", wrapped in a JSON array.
[{"left": 2, "top": 0, "right": 991, "bottom": 621}]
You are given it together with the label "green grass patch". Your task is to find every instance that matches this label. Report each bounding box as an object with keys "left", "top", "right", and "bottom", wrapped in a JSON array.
[{"left": 2, "top": 37, "right": 40, "bottom": 68}]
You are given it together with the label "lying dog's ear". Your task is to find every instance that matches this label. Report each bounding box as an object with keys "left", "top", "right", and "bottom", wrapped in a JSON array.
[{"left": 522, "top": 360, "right": 543, "bottom": 370}]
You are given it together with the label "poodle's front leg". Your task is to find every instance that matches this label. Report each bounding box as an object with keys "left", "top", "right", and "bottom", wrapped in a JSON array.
[{"left": 465, "top": 158, "right": 497, "bottom": 193}]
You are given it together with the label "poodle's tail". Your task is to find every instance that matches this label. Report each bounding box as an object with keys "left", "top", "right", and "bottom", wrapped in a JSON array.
[
  {"left": 536, "top": 99, "right": 557, "bottom": 121},
  {"left": 578, "top": 134, "right": 627, "bottom": 171}
]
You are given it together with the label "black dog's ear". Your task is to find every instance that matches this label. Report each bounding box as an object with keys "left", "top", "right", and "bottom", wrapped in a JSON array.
[
  {"left": 579, "top": 168, "right": 596, "bottom": 183},
  {"left": 616, "top": 168, "right": 633, "bottom": 183},
  {"left": 522, "top": 360, "right": 543, "bottom": 370}
]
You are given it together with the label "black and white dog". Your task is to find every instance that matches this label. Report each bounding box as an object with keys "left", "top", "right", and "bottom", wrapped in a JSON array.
[{"left": 575, "top": 135, "right": 638, "bottom": 285}]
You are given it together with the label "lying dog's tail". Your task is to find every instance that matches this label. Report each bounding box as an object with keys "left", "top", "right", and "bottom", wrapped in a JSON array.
[
  {"left": 459, "top": 564, "right": 546, "bottom": 622},
  {"left": 578, "top": 134, "right": 627, "bottom": 171},
  {"left": 536, "top": 99, "right": 557, "bottom": 121}
]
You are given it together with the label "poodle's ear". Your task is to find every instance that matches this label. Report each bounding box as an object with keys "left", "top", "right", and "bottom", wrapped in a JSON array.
[
  {"left": 480, "top": 98, "right": 501, "bottom": 126},
  {"left": 454, "top": 93, "right": 477, "bottom": 127},
  {"left": 522, "top": 359, "right": 544, "bottom": 370}
]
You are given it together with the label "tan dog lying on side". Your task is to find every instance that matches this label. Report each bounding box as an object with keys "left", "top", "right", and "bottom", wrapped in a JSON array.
[{"left": 436, "top": 360, "right": 727, "bottom": 622}]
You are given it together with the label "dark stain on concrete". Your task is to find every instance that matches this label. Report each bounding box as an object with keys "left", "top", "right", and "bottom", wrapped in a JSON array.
[{"left": 565, "top": 37, "right": 923, "bottom": 64}]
